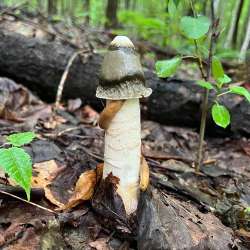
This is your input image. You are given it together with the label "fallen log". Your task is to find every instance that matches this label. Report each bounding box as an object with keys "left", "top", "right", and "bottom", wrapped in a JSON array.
[{"left": 0, "top": 29, "right": 248, "bottom": 135}]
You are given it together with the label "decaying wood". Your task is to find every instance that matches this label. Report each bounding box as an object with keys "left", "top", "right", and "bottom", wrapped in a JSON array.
[
  {"left": 137, "top": 188, "right": 236, "bottom": 250},
  {"left": 0, "top": 29, "right": 249, "bottom": 135}
]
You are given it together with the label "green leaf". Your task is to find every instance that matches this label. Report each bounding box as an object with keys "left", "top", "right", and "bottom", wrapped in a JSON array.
[
  {"left": 7, "top": 132, "right": 36, "bottom": 147},
  {"left": 244, "top": 207, "right": 250, "bottom": 214},
  {"left": 180, "top": 16, "right": 210, "bottom": 39},
  {"left": 196, "top": 80, "right": 214, "bottom": 90},
  {"left": 155, "top": 57, "right": 182, "bottom": 78},
  {"left": 216, "top": 74, "right": 231, "bottom": 87},
  {"left": 168, "top": 0, "right": 177, "bottom": 19},
  {"left": 0, "top": 147, "right": 32, "bottom": 200},
  {"left": 229, "top": 86, "right": 250, "bottom": 102},
  {"left": 212, "top": 57, "right": 224, "bottom": 79},
  {"left": 173, "top": 0, "right": 181, "bottom": 6},
  {"left": 211, "top": 104, "right": 230, "bottom": 128}
]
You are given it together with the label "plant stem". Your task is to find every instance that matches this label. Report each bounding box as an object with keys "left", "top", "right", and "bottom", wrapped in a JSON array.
[
  {"left": 216, "top": 90, "right": 232, "bottom": 97},
  {"left": 195, "top": 0, "right": 217, "bottom": 172},
  {"left": 196, "top": 89, "right": 209, "bottom": 172},
  {"left": 194, "top": 40, "right": 206, "bottom": 79}
]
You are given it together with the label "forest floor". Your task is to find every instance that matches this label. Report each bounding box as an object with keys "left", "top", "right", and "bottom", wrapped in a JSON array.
[{"left": 0, "top": 77, "right": 250, "bottom": 249}]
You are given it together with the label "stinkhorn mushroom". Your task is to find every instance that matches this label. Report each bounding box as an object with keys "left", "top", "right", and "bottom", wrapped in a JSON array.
[{"left": 96, "top": 36, "right": 152, "bottom": 215}]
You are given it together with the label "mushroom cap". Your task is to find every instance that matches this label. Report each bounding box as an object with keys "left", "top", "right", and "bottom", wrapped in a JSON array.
[{"left": 96, "top": 36, "right": 152, "bottom": 100}]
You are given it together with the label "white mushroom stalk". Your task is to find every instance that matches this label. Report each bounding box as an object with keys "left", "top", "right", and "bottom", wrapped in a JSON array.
[
  {"left": 104, "top": 98, "right": 141, "bottom": 214},
  {"left": 96, "top": 36, "right": 152, "bottom": 215}
]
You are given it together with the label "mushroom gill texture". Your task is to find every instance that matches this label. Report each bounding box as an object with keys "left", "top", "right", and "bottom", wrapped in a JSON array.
[{"left": 96, "top": 36, "right": 152, "bottom": 215}]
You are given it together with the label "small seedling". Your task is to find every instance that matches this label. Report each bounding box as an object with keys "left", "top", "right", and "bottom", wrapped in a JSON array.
[
  {"left": 155, "top": 0, "right": 250, "bottom": 171},
  {"left": 0, "top": 132, "right": 36, "bottom": 200}
]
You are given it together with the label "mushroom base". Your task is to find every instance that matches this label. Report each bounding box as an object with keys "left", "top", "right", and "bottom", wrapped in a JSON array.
[{"left": 92, "top": 173, "right": 138, "bottom": 237}]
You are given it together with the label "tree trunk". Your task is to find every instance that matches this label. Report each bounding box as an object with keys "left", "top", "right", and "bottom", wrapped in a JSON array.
[
  {"left": 232, "top": 0, "right": 244, "bottom": 49},
  {"left": 105, "top": 0, "right": 119, "bottom": 28},
  {"left": 214, "top": 0, "right": 220, "bottom": 15},
  {"left": 239, "top": 15, "right": 250, "bottom": 61},
  {"left": 0, "top": 29, "right": 248, "bottom": 135},
  {"left": 60, "top": 0, "right": 66, "bottom": 17},
  {"left": 83, "top": 0, "right": 90, "bottom": 24},
  {"left": 225, "top": 0, "right": 242, "bottom": 48},
  {"left": 215, "top": 0, "right": 225, "bottom": 19},
  {"left": 48, "top": 0, "right": 57, "bottom": 17},
  {"left": 37, "top": 0, "right": 44, "bottom": 12},
  {"left": 68, "top": 0, "right": 76, "bottom": 20},
  {"left": 125, "top": 0, "right": 130, "bottom": 9},
  {"left": 132, "top": 0, "right": 136, "bottom": 10}
]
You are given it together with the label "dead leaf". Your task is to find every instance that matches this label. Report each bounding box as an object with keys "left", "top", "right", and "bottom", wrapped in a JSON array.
[
  {"left": 89, "top": 238, "right": 112, "bottom": 250},
  {"left": 44, "top": 187, "right": 65, "bottom": 208},
  {"left": 140, "top": 156, "right": 149, "bottom": 191},
  {"left": 80, "top": 105, "right": 99, "bottom": 124},
  {"left": 96, "top": 163, "right": 104, "bottom": 182},
  {"left": 43, "top": 115, "right": 67, "bottom": 129},
  {"left": 58, "top": 169, "right": 97, "bottom": 210},
  {"left": 32, "top": 160, "right": 63, "bottom": 188}
]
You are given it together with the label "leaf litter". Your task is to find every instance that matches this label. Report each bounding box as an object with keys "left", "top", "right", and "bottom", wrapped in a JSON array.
[{"left": 0, "top": 77, "right": 249, "bottom": 249}]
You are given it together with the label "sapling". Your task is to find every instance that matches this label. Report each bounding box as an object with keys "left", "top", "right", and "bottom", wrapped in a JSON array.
[
  {"left": 96, "top": 36, "right": 152, "bottom": 215},
  {"left": 155, "top": 0, "right": 250, "bottom": 171},
  {"left": 0, "top": 132, "right": 36, "bottom": 200}
]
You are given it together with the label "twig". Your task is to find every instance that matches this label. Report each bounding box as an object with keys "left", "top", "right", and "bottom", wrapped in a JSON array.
[
  {"left": 54, "top": 49, "right": 89, "bottom": 109},
  {"left": 80, "top": 146, "right": 104, "bottom": 161},
  {"left": 0, "top": 184, "right": 44, "bottom": 198},
  {"left": 195, "top": 0, "right": 218, "bottom": 172},
  {"left": 145, "top": 154, "right": 193, "bottom": 165},
  {"left": 0, "top": 189, "right": 57, "bottom": 214}
]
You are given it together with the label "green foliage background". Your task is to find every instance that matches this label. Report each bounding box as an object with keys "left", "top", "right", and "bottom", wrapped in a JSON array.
[{"left": 1, "top": 0, "right": 250, "bottom": 59}]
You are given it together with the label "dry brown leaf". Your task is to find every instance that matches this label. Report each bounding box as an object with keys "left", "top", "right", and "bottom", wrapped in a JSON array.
[
  {"left": 96, "top": 163, "right": 104, "bottom": 182},
  {"left": 57, "top": 169, "right": 97, "bottom": 210},
  {"left": 43, "top": 115, "right": 67, "bottom": 129},
  {"left": 32, "top": 160, "right": 63, "bottom": 188},
  {"left": 44, "top": 187, "right": 65, "bottom": 208},
  {"left": 140, "top": 156, "right": 149, "bottom": 191},
  {"left": 80, "top": 105, "right": 99, "bottom": 124},
  {"left": 89, "top": 238, "right": 112, "bottom": 250}
]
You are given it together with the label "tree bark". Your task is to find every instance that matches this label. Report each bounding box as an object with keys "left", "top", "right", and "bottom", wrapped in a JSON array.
[
  {"left": 83, "top": 0, "right": 90, "bottom": 24},
  {"left": 239, "top": 15, "right": 250, "bottom": 61},
  {"left": 125, "top": 0, "right": 130, "bottom": 9},
  {"left": 48, "top": 0, "right": 57, "bottom": 17},
  {"left": 105, "top": 0, "right": 119, "bottom": 28},
  {"left": 0, "top": 29, "right": 248, "bottom": 135},
  {"left": 37, "top": 0, "right": 44, "bottom": 12},
  {"left": 132, "top": 0, "right": 136, "bottom": 10},
  {"left": 60, "top": 0, "right": 66, "bottom": 16},
  {"left": 225, "top": 0, "right": 242, "bottom": 48},
  {"left": 214, "top": 0, "right": 220, "bottom": 15},
  {"left": 232, "top": 0, "right": 244, "bottom": 49}
]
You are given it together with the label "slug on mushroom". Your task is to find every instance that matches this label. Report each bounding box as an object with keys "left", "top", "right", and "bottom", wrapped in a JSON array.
[{"left": 96, "top": 36, "right": 152, "bottom": 215}]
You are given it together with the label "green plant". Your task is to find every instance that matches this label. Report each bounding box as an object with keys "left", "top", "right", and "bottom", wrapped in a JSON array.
[
  {"left": 0, "top": 132, "right": 36, "bottom": 200},
  {"left": 155, "top": 0, "right": 250, "bottom": 171},
  {"left": 118, "top": 10, "right": 166, "bottom": 45}
]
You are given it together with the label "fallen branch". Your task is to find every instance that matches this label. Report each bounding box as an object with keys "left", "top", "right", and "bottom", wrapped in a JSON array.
[{"left": 55, "top": 49, "right": 90, "bottom": 109}]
